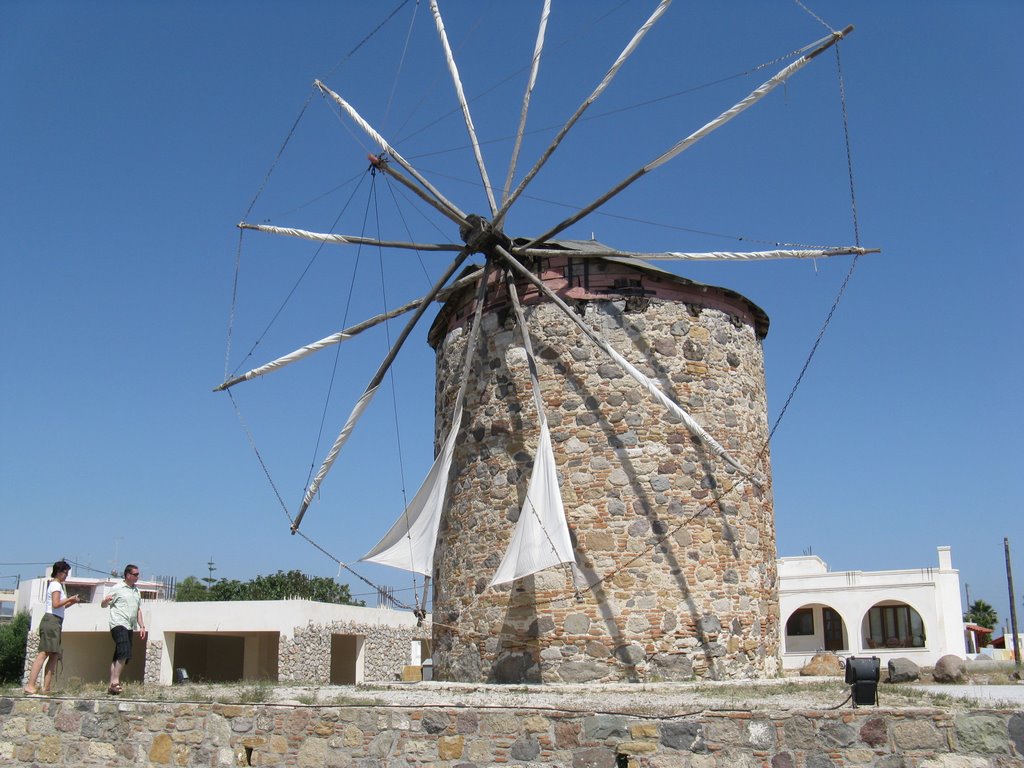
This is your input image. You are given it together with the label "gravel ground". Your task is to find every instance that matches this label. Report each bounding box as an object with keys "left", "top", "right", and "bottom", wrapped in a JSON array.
[
  {"left": 107, "top": 676, "right": 1022, "bottom": 714},
  {"left": 912, "top": 684, "right": 1024, "bottom": 708},
  {"left": 10, "top": 668, "right": 1022, "bottom": 713}
]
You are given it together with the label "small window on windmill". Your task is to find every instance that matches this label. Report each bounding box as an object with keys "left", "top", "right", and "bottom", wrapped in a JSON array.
[
  {"left": 563, "top": 258, "right": 587, "bottom": 289},
  {"left": 612, "top": 278, "right": 646, "bottom": 296}
]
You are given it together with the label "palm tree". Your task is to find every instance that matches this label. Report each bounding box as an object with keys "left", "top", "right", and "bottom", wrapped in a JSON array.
[{"left": 965, "top": 599, "right": 998, "bottom": 629}]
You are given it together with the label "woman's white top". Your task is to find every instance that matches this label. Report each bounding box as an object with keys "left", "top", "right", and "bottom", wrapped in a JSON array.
[{"left": 45, "top": 580, "right": 67, "bottom": 619}]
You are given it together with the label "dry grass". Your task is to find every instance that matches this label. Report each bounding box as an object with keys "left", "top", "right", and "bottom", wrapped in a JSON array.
[{"left": 3, "top": 661, "right": 1020, "bottom": 711}]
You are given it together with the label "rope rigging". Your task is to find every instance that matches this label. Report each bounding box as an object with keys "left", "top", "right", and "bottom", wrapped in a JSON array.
[
  {"left": 371, "top": 168, "right": 426, "bottom": 613},
  {"left": 227, "top": 0, "right": 412, "bottom": 382},
  {"left": 397, "top": 36, "right": 842, "bottom": 165}
]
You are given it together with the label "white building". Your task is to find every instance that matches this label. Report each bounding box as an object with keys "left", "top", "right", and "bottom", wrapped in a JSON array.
[
  {"left": 778, "top": 546, "right": 964, "bottom": 670},
  {"left": 0, "top": 588, "right": 16, "bottom": 622},
  {"left": 17, "top": 574, "right": 427, "bottom": 686}
]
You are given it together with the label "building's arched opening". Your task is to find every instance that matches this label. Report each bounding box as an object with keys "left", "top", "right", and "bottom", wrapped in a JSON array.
[
  {"left": 783, "top": 604, "right": 848, "bottom": 653},
  {"left": 862, "top": 601, "right": 926, "bottom": 649}
]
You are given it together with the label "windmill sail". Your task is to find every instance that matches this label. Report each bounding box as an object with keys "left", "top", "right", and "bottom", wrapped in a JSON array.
[
  {"left": 489, "top": 272, "right": 576, "bottom": 587},
  {"left": 360, "top": 405, "right": 462, "bottom": 575},
  {"left": 361, "top": 262, "right": 496, "bottom": 576},
  {"left": 488, "top": 419, "right": 575, "bottom": 587}
]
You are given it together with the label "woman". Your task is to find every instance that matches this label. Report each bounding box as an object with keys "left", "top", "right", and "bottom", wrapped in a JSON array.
[{"left": 23, "top": 560, "right": 80, "bottom": 695}]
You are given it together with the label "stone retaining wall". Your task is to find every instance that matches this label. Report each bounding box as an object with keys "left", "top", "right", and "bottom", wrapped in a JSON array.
[{"left": 1, "top": 697, "right": 1020, "bottom": 766}]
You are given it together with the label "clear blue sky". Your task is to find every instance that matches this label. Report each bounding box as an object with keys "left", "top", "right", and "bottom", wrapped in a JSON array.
[{"left": 2, "top": 2, "right": 1021, "bottom": 631}]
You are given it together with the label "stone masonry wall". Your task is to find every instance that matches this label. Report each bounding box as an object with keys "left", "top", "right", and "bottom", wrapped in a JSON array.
[
  {"left": 20, "top": 633, "right": 38, "bottom": 685},
  {"left": 144, "top": 640, "right": 163, "bottom": 685},
  {"left": 1, "top": 696, "right": 1021, "bottom": 766},
  {"left": 279, "top": 620, "right": 430, "bottom": 683},
  {"left": 431, "top": 292, "right": 777, "bottom": 684}
]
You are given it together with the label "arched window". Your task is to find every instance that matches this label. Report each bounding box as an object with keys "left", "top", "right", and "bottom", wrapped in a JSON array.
[
  {"left": 783, "top": 604, "right": 847, "bottom": 652},
  {"left": 786, "top": 608, "right": 814, "bottom": 636},
  {"left": 862, "top": 601, "right": 926, "bottom": 649}
]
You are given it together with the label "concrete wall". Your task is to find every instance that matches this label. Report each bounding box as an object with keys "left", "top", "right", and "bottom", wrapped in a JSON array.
[{"left": 0, "top": 696, "right": 1020, "bottom": 766}]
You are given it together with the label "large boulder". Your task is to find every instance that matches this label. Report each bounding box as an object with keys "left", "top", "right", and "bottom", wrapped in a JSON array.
[
  {"left": 800, "top": 652, "right": 843, "bottom": 677},
  {"left": 932, "top": 654, "right": 967, "bottom": 683},
  {"left": 887, "top": 657, "right": 920, "bottom": 683}
]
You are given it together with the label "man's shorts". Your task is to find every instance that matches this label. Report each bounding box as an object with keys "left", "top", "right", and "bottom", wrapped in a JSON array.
[
  {"left": 110, "top": 625, "right": 133, "bottom": 663},
  {"left": 38, "top": 613, "right": 63, "bottom": 654}
]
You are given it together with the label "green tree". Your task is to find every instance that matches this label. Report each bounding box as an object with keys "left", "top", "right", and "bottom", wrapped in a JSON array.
[
  {"left": 174, "top": 570, "right": 363, "bottom": 606},
  {"left": 175, "top": 576, "right": 209, "bottom": 602},
  {"left": 207, "top": 579, "right": 248, "bottom": 602},
  {"left": 965, "top": 599, "right": 998, "bottom": 632},
  {"left": 0, "top": 612, "right": 31, "bottom": 683},
  {"left": 247, "top": 570, "right": 361, "bottom": 605}
]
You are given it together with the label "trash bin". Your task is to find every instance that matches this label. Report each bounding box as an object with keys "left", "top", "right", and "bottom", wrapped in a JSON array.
[{"left": 421, "top": 658, "right": 433, "bottom": 682}]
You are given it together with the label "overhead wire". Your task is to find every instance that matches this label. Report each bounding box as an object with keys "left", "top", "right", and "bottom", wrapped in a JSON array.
[
  {"left": 227, "top": 385, "right": 413, "bottom": 611},
  {"left": 302, "top": 183, "right": 375, "bottom": 493},
  {"left": 767, "top": 40, "right": 862, "bottom": 443}
]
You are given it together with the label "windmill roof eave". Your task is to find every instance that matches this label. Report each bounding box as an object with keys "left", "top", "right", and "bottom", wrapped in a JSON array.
[
  {"left": 519, "top": 238, "right": 770, "bottom": 335},
  {"left": 428, "top": 239, "right": 771, "bottom": 345}
]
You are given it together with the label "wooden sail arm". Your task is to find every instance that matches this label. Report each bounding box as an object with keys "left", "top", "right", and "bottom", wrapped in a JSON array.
[
  {"left": 238, "top": 222, "right": 464, "bottom": 252},
  {"left": 503, "top": 271, "right": 547, "bottom": 423},
  {"left": 291, "top": 248, "right": 473, "bottom": 533},
  {"left": 493, "top": 0, "right": 672, "bottom": 229},
  {"left": 502, "top": 0, "right": 551, "bottom": 206},
  {"left": 368, "top": 155, "right": 469, "bottom": 230},
  {"left": 315, "top": 79, "right": 468, "bottom": 224},
  {"left": 512, "top": 246, "right": 880, "bottom": 262},
  {"left": 429, "top": 0, "right": 498, "bottom": 216},
  {"left": 522, "top": 25, "right": 855, "bottom": 250},
  {"left": 494, "top": 244, "right": 765, "bottom": 487},
  {"left": 213, "top": 271, "right": 483, "bottom": 392}
]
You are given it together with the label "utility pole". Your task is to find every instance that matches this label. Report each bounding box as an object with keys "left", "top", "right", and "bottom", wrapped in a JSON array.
[
  {"left": 205, "top": 558, "right": 217, "bottom": 586},
  {"left": 1004, "top": 538, "right": 1020, "bottom": 669},
  {"left": 964, "top": 583, "right": 971, "bottom": 617}
]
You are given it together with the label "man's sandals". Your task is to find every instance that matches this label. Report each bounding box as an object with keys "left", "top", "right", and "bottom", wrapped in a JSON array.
[{"left": 107, "top": 683, "right": 122, "bottom": 695}]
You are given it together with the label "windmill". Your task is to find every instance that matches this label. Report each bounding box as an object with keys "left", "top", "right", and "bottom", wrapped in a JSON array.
[{"left": 217, "top": 1, "right": 875, "bottom": 682}]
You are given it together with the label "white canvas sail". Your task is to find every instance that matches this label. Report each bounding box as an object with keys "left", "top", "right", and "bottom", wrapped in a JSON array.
[
  {"left": 360, "top": 404, "right": 462, "bottom": 575},
  {"left": 488, "top": 419, "right": 575, "bottom": 587},
  {"left": 360, "top": 262, "right": 495, "bottom": 576}
]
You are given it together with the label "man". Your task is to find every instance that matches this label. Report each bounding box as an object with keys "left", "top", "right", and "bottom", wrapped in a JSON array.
[{"left": 101, "top": 564, "right": 147, "bottom": 695}]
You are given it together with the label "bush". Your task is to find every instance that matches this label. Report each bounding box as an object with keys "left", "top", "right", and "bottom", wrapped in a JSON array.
[{"left": 0, "top": 612, "right": 30, "bottom": 683}]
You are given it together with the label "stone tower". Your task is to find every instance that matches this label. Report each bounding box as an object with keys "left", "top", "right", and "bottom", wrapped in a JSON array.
[{"left": 426, "top": 242, "right": 778, "bottom": 683}]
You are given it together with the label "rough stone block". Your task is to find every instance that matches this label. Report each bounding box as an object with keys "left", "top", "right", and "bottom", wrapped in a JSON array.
[
  {"left": 954, "top": 714, "right": 1010, "bottom": 755},
  {"left": 584, "top": 714, "right": 630, "bottom": 742},
  {"left": 660, "top": 721, "right": 705, "bottom": 752},
  {"left": 893, "top": 719, "right": 945, "bottom": 750}
]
